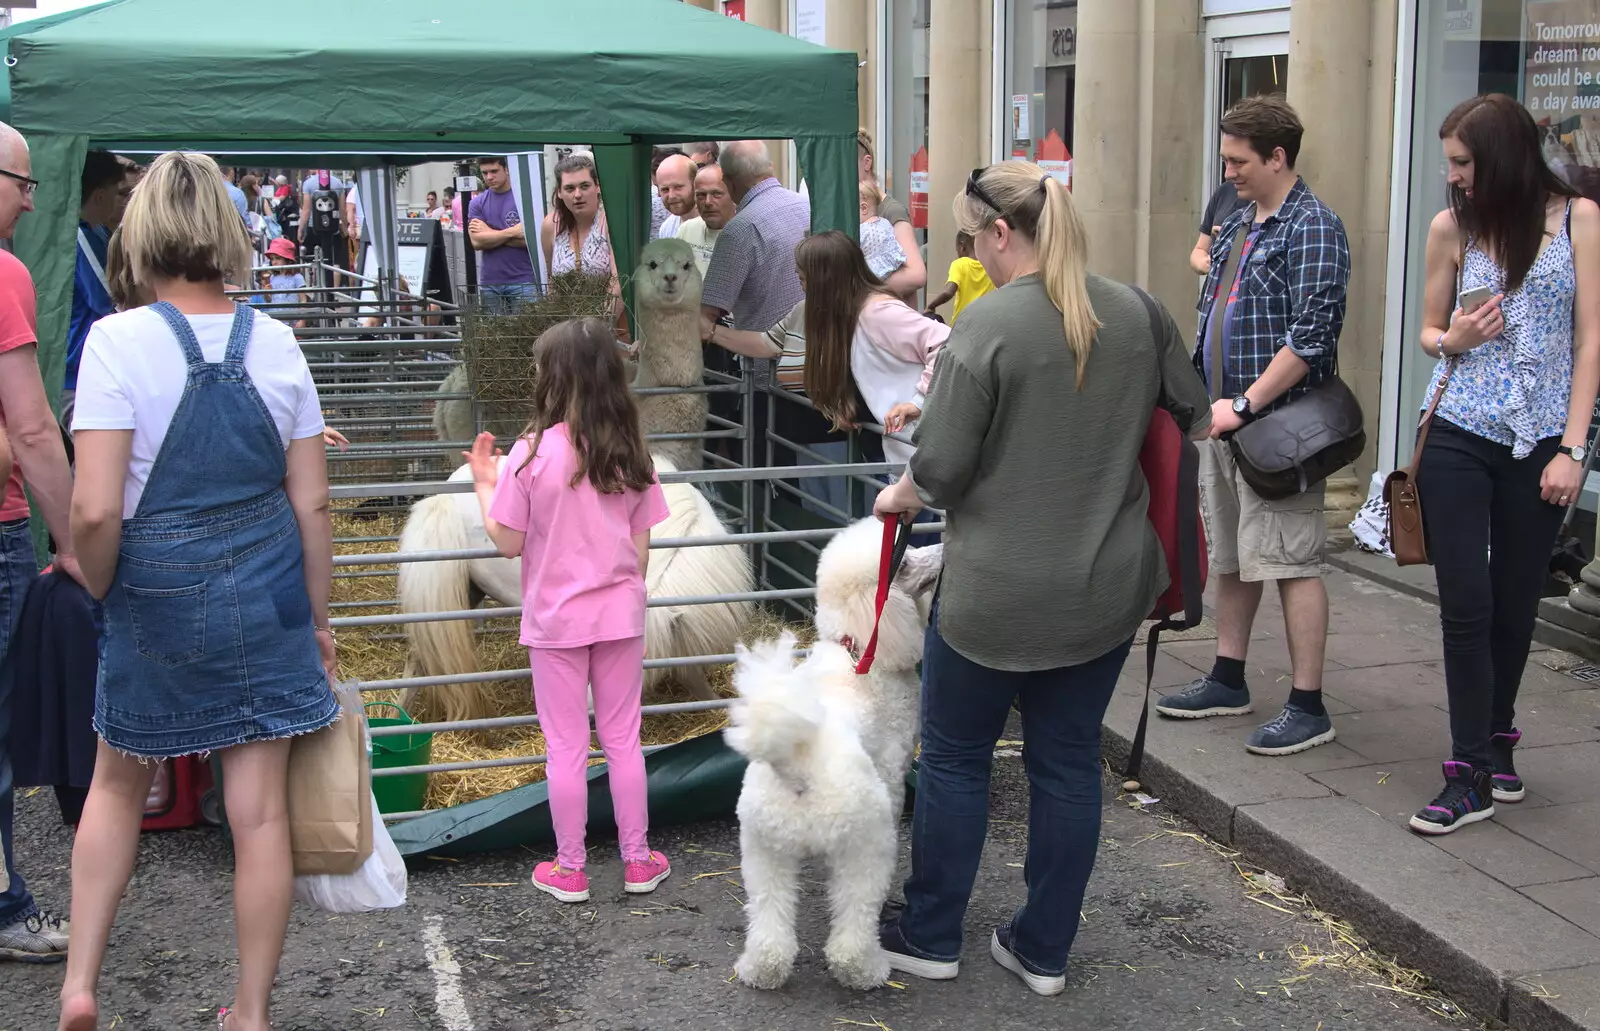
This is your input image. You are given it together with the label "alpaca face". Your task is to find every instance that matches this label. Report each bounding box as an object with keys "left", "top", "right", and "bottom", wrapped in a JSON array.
[{"left": 635, "top": 238, "right": 703, "bottom": 311}]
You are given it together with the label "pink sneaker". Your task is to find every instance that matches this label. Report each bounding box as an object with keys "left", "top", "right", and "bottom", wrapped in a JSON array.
[
  {"left": 624, "top": 850, "right": 672, "bottom": 894},
  {"left": 531, "top": 861, "right": 590, "bottom": 902}
]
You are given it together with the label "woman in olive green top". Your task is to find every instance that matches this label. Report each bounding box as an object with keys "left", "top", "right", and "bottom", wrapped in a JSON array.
[{"left": 873, "top": 161, "right": 1212, "bottom": 995}]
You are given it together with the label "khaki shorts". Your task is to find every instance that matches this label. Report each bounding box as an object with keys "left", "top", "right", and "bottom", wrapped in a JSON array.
[{"left": 1198, "top": 437, "right": 1326, "bottom": 582}]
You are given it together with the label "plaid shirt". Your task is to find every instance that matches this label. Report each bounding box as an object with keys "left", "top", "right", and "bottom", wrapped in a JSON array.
[
  {"left": 703, "top": 177, "right": 810, "bottom": 333},
  {"left": 1193, "top": 177, "right": 1350, "bottom": 414}
]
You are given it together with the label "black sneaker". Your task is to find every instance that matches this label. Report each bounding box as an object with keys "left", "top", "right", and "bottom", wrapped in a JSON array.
[
  {"left": 1408, "top": 761, "right": 1495, "bottom": 836},
  {"left": 1489, "top": 729, "right": 1526, "bottom": 803},
  {"left": 878, "top": 922, "right": 959, "bottom": 981},
  {"left": 990, "top": 925, "right": 1065, "bottom": 997},
  {"left": 1155, "top": 676, "right": 1253, "bottom": 719}
]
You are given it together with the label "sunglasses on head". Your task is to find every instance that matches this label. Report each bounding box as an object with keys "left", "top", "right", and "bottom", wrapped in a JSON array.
[{"left": 965, "top": 167, "right": 1006, "bottom": 220}]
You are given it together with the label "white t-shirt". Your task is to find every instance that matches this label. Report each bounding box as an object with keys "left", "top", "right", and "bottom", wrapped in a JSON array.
[
  {"left": 675, "top": 217, "right": 721, "bottom": 277},
  {"left": 301, "top": 174, "right": 348, "bottom": 198},
  {"left": 72, "top": 307, "right": 325, "bottom": 517},
  {"left": 656, "top": 212, "right": 682, "bottom": 239},
  {"left": 347, "top": 184, "right": 364, "bottom": 230}
]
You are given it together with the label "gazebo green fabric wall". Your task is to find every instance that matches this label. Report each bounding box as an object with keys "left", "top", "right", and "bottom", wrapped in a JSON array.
[{"left": 1, "top": 0, "right": 860, "bottom": 418}]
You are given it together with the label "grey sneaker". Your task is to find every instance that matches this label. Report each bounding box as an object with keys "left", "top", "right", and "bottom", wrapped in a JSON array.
[
  {"left": 0, "top": 911, "right": 69, "bottom": 963},
  {"left": 1245, "top": 704, "right": 1336, "bottom": 756},
  {"left": 1155, "top": 676, "right": 1253, "bottom": 719}
]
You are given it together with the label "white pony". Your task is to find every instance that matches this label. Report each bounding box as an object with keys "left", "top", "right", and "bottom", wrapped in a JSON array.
[
  {"left": 725, "top": 518, "right": 943, "bottom": 991},
  {"left": 395, "top": 452, "right": 753, "bottom": 724}
]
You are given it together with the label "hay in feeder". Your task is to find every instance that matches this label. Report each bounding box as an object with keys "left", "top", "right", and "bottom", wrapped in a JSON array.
[
  {"left": 332, "top": 512, "right": 811, "bottom": 811},
  {"left": 461, "top": 271, "right": 619, "bottom": 439}
]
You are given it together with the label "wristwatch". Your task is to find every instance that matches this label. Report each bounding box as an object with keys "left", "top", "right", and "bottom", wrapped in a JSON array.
[
  {"left": 1560, "top": 443, "right": 1589, "bottom": 463},
  {"left": 1232, "top": 395, "right": 1255, "bottom": 423}
]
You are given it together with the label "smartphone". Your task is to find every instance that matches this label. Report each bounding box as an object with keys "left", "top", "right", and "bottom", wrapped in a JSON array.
[{"left": 1459, "top": 284, "right": 1495, "bottom": 313}]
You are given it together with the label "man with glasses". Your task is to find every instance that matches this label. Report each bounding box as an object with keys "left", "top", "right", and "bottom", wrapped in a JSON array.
[{"left": 0, "top": 120, "right": 78, "bottom": 963}]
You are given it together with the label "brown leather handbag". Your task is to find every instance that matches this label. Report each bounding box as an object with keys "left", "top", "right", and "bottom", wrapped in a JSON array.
[{"left": 1384, "top": 361, "right": 1455, "bottom": 566}]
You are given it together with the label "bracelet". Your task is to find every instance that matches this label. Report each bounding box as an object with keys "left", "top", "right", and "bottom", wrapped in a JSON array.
[
  {"left": 314, "top": 624, "right": 335, "bottom": 636},
  {"left": 1433, "top": 332, "right": 1448, "bottom": 359}
]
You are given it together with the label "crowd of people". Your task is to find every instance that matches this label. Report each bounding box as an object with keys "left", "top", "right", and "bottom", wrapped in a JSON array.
[{"left": 0, "top": 82, "right": 1589, "bottom": 1028}]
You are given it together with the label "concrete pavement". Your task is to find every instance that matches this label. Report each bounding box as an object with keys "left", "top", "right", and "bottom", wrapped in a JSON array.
[{"left": 1102, "top": 552, "right": 1600, "bottom": 1031}]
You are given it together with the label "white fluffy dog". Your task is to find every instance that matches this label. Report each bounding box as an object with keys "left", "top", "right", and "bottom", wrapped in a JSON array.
[{"left": 724, "top": 518, "right": 943, "bottom": 991}]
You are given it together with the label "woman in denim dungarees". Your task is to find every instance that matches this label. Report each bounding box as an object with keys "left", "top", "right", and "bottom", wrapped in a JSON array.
[{"left": 57, "top": 152, "right": 339, "bottom": 1031}]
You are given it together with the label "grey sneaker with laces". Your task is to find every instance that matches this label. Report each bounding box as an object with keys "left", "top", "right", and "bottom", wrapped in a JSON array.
[
  {"left": 1155, "top": 675, "right": 1253, "bottom": 719},
  {"left": 1245, "top": 704, "right": 1336, "bottom": 756},
  {"left": 0, "top": 911, "right": 69, "bottom": 963}
]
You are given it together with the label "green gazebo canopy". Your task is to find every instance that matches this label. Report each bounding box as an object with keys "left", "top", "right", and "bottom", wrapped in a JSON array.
[{"left": 2, "top": 0, "right": 861, "bottom": 408}]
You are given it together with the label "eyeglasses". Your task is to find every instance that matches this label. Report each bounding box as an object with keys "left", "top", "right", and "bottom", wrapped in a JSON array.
[
  {"left": 0, "top": 168, "right": 39, "bottom": 198},
  {"left": 965, "top": 167, "right": 1006, "bottom": 219}
]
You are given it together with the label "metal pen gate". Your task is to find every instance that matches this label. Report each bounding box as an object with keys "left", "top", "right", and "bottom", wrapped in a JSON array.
[{"left": 255, "top": 267, "right": 941, "bottom": 823}]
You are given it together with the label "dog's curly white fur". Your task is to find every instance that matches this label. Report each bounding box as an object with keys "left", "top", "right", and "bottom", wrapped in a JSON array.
[{"left": 725, "top": 518, "right": 943, "bottom": 991}]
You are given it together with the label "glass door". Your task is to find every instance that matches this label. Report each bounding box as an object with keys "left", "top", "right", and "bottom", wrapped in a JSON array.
[{"left": 1202, "top": 10, "right": 1290, "bottom": 198}]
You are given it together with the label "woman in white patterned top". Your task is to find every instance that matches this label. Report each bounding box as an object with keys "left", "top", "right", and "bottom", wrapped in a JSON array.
[
  {"left": 1411, "top": 92, "right": 1600, "bottom": 836},
  {"left": 539, "top": 152, "right": 623, "bottom": 331}
]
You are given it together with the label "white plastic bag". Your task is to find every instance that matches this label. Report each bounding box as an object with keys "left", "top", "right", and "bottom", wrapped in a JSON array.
[
  {"left": 1349, "top": 470, "right": 1394, "bottom": 559},
  {"left": 293, "top": 791, "right": 407, "bottom": 913}
]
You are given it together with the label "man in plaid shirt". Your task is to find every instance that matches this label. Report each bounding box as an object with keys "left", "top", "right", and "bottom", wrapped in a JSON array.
[{"left": 1157, "top": 95, "right": 1351, "bottom": 758}]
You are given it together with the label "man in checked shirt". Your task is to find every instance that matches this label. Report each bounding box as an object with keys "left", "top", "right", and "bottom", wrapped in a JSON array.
[{"left": 1156, "top": 94, "right": 1351, "bottom": 758}]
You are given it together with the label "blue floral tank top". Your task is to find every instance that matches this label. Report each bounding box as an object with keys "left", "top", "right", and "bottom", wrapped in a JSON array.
[{"left": 1424, "top": 203, "right": 1575, "bottom": 459}]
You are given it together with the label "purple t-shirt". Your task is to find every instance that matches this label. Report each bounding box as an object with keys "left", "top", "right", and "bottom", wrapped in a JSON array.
[{"left": 468, "top": 187, "right": 534, "bottom": 285}]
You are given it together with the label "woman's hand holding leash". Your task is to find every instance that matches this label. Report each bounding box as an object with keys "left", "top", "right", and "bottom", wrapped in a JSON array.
[{"left": 873, "top": 472, "right": 924, "bottom": 522}]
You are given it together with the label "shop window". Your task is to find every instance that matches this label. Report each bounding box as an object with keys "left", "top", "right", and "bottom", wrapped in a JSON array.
[
  {"left": 1005, "top": 0, "right": 1076, "bottom": 184},
  {"left": 885, "top": 0, "right": 930, "bottom": 245},
  {"left": 1396, "top": 0, "right": 1561, "bottom": 464}
]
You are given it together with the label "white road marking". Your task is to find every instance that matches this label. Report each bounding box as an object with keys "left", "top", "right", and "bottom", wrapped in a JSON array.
[{"left": 421, "top": 915, "right": 476, "bottom": 1031}]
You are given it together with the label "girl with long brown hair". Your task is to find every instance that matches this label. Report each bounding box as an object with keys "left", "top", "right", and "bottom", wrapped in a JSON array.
[
  {"left": 796, "top": 230, "right": 947, "bottom": 466},
  {"left": 1409, "top": 93, "right": 1600, "bottom": 835},
  {"left": 463, "top": 318, "right": 672, "bottom": 904}
]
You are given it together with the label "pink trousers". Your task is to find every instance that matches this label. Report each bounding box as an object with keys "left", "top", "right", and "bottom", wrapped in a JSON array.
[{"left": 528, "top": 635, "right": 651, "bottom": 869}]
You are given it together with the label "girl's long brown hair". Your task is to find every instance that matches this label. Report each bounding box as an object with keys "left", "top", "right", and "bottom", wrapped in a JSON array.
[
  {"left": 516, "top": 318, "right": 656, "bottom": 493},
  {"left": 797, "top": 230, "right": 896, "bottom": 429},
  {"left": 1441, "top": 93, "right": 1578, "bottom": 292}
]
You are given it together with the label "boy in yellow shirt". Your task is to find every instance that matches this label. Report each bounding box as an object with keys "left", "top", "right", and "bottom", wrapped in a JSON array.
[{"left": 923, "top": 231, "right": 994, "bottom": 323}]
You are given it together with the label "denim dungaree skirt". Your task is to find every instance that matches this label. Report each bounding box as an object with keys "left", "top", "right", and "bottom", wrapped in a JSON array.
[{"left": 93, "top": 302, "right": 339, "bottom": 758}]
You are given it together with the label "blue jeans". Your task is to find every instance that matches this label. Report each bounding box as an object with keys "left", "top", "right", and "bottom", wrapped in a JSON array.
[
  {"left": 0, "top": 518, "right": 40, "bottom": 925},
  {"left": 897, "top": 601, "right": 1131, "bottom": 975},
  {"left": 479, "top": 282, "right": 537, "bottom": 314}
]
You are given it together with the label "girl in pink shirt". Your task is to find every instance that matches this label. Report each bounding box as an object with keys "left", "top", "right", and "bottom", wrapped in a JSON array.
[{"left": 464, "top": 318, "right": 672, "bottom": 903}]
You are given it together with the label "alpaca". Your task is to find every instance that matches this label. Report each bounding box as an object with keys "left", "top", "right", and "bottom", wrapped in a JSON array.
[
  {"left": 433, "top": 363, "right": 472, "bottom": 468},
  {"left": 631, "top": 238, "right": 709, "bottom": 471},
  {"left": 396, "top": 453, "right": 754, "bottom": 723},
  {"left": 725, "top": 518, "right": 944, "bottom": 992}
]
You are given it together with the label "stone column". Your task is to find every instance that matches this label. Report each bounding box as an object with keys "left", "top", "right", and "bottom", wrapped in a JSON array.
[
  {"left": 743, "top": 0, "right": 791, "bottom": 183},
  {"left": 1287, "top": 0, "right": 1395, "bottom": 510},
  {"left": 1070, "top": 0, "right": 1204, "bottom": 314},
  {"left": 928, "top": 0, "right": 989, "bottom": 292},
  {"left": 828, "top": 0, "right": 873, "bottom": 134}
]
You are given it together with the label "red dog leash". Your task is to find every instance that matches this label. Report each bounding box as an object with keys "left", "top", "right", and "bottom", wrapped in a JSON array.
[{"left": 853, "top": 516, "right": 912, "bottom": 675}]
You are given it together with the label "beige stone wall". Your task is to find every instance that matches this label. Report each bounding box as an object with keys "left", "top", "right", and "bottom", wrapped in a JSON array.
[
  {"left": 928, "top": 0, "right": 992, "bottom": 288},
  {"left": 828, "top": 0, "right": 873, "bottom": 137},
  {"left": 742, "top": 0, "right": 791, "bottom": 183},
  {"left": 1288, "top": 0, "right": 1397, "bottom": 483},
  {"left": 1071, "top": 0, "right": 1204, "bottom": 324}
]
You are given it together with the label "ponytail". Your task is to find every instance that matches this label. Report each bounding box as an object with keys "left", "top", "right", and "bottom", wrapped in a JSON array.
[
  {"left": 953, "top": 162, "right": 1101, "bottom": 388},
  {"left": 1035, "top": 176, "right": 1100, "bottom": 388}
]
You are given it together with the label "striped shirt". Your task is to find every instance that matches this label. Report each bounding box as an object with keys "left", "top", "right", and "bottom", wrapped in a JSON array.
[{"left": 1193, "top": 177, "right": 1349, "bottom": 414}]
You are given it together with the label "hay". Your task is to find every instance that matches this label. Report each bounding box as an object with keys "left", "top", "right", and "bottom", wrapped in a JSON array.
[
  {"left": 332, "top": 514, "right": 806, "bottom": 811},
  {"left": 460, "top": 271, "right": 617, "bottom": 439}
]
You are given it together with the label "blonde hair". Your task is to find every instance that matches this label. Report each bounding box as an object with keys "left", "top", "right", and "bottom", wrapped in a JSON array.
[
  {"left": 858, "top": 178, "right": 884, "bottom": 211},
  {"left": 120, "top": 150, "right": 252, "bottom": 287},
  {"left": 953, "top": 161, "right": 1100, "bottom": 387}
]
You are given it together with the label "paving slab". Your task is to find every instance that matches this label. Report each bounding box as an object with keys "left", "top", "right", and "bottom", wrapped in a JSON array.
[
  {"left": 1524, "top": 879, "right": 1600, "bottom": 937},
  {"left": 1509, "top": 964, "right": 1600, "bottom": 1031},
  {"left": 1107, "top": 564, "right": 1600, "bottom": 1028},
  {"left": 1231, "top": 795, "right": 1600, "bottom": 1019},
  {"left": 1497, "top": 803, "right": 1600, "bottom": 876}
]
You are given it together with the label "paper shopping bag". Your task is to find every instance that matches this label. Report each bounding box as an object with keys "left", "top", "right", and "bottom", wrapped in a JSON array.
[{"left": 288, "top": 680, "right": 372, "bottom": 876}]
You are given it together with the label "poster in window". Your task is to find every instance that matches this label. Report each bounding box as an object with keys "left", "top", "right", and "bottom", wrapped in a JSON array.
[{"left": 1525, "top": 1, "right": 1600, "bottom": 199}]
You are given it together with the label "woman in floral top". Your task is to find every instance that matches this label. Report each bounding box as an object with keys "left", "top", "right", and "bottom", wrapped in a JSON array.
[{"left": 1412, "top": 93, "right": 1600, "bottom": 835}]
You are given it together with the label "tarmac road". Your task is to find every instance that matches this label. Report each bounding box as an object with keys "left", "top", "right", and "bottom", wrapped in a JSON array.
[{"left": 5, "top": 737, "right": 1479, "bottom": 1031}]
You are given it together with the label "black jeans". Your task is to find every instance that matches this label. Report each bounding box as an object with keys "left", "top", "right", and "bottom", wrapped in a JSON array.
[{"left": 1416, "top": 419, "right": 1565, "bottom": 769}]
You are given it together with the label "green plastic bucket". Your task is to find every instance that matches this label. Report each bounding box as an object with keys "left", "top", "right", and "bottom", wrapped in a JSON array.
[{"left": 366, "top": 701, "right": 432, "bottom": 815}]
